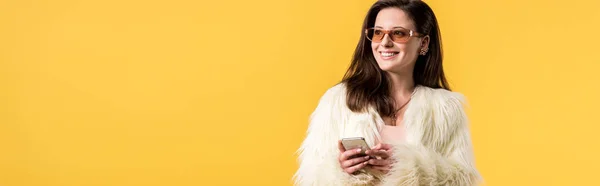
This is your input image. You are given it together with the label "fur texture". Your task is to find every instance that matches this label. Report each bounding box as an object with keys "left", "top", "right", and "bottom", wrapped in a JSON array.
[{"left": 293, "top": 83, "right": 482, "bottom": 186}]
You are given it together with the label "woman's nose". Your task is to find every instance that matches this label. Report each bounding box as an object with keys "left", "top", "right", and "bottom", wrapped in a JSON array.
[{"left": 380, "top": 34, "right": 394, "bottom": 48}]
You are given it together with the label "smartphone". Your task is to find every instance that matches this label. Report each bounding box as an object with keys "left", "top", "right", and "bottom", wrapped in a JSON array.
[{"left": 341, "top": 137, "right": 370, "bottom": 157}]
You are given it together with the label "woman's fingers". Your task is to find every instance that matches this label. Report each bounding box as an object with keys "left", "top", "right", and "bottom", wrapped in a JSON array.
[
  {"left": 338, "top": 141, "right": 394, "bottom": 174},
  {"left": 340, "top": 148, "right": 365, "bottom": 161},
  {"left": 344, "top": 160, "right": 369, "bottom": 174},
  {"left": 338, "top": 141, "right": 371, "bottom": 174},
  {"left": 371, "top": 143, "right": 381, "bottom": 150},
  {"left": 337, "top": 140, "right": 346, "bottom": 153},
  {"left": 342, "top": 156, "right": 370, "bottom": 168},
  {"left": 365, "top": 149, "right": 390, "bottom": 159},
  {"left": 371, "top": 143, "right": 393, "bottom": 151},
  {"left": 379, "top": 143, "right": 393, "bottom": 150}
]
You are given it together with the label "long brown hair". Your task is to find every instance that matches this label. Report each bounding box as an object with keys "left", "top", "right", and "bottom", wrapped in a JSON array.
[{"left": 342, "top": 0, "right": 450, "bottom": 117}]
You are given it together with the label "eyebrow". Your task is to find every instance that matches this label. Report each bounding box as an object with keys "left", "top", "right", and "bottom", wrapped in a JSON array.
[{"left": 374, "top": 26, "right": 408, "bottom": 29}]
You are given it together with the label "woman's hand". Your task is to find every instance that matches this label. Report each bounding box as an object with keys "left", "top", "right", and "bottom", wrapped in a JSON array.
[
  {"left": 365, "top": 143, "right": 394, "bottom": 174},
  {"left": 337, "top": 140, "right": 370, "bottom": 174}
]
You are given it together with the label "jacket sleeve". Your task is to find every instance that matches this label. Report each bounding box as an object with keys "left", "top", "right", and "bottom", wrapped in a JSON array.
[
  {"left": 293, "top": 85, "right": 377, "bottom": 186},
  {"left": 380, "top": 94, "right": 483, "bottom": 186}
]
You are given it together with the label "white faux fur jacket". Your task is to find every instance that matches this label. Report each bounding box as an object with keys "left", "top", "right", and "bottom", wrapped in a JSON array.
[{"left": 293, "top": 83, "right": 482, "bottom": 186}]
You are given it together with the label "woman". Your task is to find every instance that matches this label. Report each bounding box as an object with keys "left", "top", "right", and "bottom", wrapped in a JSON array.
[{"left": 293, "top": 0, "right": 482, "bottom": 185}]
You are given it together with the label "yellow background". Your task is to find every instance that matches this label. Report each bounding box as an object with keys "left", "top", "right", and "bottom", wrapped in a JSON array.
[{"left": 1, "top": 0, "right": 599, "bottom": 185}]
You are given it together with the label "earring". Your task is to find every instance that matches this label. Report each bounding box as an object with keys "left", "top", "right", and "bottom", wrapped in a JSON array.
[{"left": 420, "top": 48, "right": 428, "bottom": 55}]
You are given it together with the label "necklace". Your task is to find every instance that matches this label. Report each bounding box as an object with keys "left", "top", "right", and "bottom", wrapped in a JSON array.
[{"left": 390, "top": 88, "right": 417, "bottom": 126}]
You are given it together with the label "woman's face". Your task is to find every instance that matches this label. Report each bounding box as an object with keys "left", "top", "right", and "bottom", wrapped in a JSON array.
[{"left": 371, "top": 8, "right": 428, "bottom": 74}]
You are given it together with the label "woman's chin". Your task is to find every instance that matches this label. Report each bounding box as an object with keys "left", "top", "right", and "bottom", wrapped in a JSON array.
[{"left": 377, "top": 62, "right": 398, "bottom": 72}]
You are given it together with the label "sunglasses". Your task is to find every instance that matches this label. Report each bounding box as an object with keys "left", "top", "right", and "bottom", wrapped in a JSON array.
[{"left": 365, "top": 27, "right": 424, "bottom": 43}]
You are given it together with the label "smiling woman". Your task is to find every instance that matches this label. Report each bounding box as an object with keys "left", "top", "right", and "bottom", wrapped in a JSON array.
[{"left": 293, "top": 0, "right": 482, "bottom": 185}]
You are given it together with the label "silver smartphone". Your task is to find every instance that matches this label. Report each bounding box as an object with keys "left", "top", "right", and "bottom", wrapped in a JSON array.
[{"left": 341, "top": 137, "right": 370, "bottom": 157}]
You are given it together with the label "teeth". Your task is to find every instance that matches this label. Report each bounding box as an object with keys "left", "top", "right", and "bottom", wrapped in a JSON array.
[{"left": 381, "top": 52, "right": 397, "bottom": 57}]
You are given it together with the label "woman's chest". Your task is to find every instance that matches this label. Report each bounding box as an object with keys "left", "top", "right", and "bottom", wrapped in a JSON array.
[
  {"left": 341, "top": 111, "right": 413, "bottom": 147},
  {"left": 378, "top": 125, "right": 406, "bottom": 144}
]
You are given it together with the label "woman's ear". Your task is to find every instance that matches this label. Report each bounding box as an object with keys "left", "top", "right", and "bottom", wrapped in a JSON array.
[
  {"left": 420, "top": 35, "right": 430, "bottom": 55},
  {"left": 421, "top": 35, "right": 430, "bottom": 50}
]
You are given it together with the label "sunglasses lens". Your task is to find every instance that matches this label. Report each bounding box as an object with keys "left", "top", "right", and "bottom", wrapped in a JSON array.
[
  {"left": 366, "top": 28, "right": 384, "bottom": 42},
  {"left": 366, "top": 28, "right": 412, "bottom": 43},
  {"left": 390, "top": 29, "right": 410, "bottom": 43}
]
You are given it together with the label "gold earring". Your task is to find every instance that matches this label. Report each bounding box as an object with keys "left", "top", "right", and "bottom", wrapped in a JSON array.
[{"left": 420, "top": 49, "right": 428, "bottom": 55}]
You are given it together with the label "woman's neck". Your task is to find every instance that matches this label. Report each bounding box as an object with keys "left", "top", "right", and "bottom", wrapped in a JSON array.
[{"left": 387, "top": 71, "right": 415, "bottom": 101}]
